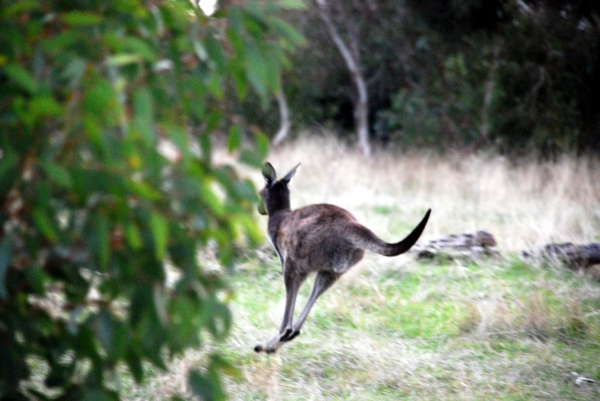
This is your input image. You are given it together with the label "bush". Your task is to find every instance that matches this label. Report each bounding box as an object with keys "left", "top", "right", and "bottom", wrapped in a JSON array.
[{"left": 0, "top": 0, "right": 303, "bottom": 399}]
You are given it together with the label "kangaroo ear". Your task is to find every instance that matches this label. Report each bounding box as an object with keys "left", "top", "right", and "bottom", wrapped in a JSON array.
[
  {"left": 262, "top": 162, "right": 277, "bottom": 185},
  {"left": 282, "top": 163, "right": 301, "bottom": 185}
]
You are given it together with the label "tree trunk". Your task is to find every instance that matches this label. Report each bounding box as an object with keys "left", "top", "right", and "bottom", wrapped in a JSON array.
[
  {"left": 315, "top": 0, "right": 371, "bottom": 156},
  {"left": 479, "top": 38, "right": 501, "bottom": 144},
  {"left": 272, "top": 84, "right": 290, "bottom": 147},
  {"left": 355, "top": 81, "right": 370, "bottom": 156}
]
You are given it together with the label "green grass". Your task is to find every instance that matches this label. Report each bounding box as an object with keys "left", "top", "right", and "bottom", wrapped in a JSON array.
[
  {"left": 126, "top": 252, "right": 600, "bottom": 400},
  {"left": 203, "top": 253, "right": 600, "bottom": 401},
  {"left": 125, "top": 138, "right": 600, "bottom": 400}
]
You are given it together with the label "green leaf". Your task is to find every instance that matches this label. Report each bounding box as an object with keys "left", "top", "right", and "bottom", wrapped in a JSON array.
[
  {"left": 269, "top": 18, "right": 307, "bottom": 46},
  {"left": 123, "top": 37, "right": 157, "bottom": 62},
  {"left": 226, "top": 8, "right": 243, "bottom": 33},
  {"left": 0, "top": 149, "right": 19, "bottom": 197},
  {"left": 95, "top": 309, "right": 127, "bottom": 359},
  {"left": 150, "top": 213, "right": 168, "bottom": 260},
  {"left": 255, "top": 132, "right": 269, "bottom": 158},
  {"left": 188, "top": 369, "right": 225, "bottom": 401},
  {"left": 74, "top": 324, "right": 99, "bottom": 359},
  {"left": 40, "top": 30, "right": 79, "bottom": 52},
  {"left": 125, "top": 222, "right": 142, "bottom": 250},
  {"left": 33, "top": 208, "right": 58, "bottom": 243},
  {"left": 92, "top": 213, "right": 110, "bottom": 270},
  {"left": 133, "top": 87, "right": 155, "bottom": 146},
  {"left": 4, "top": 0, "right": 39, "bottom": 17},
  {"left": 206, "top": 73, "right": 224, "bottom": 99},
  {"left": 205, "top": 299, "right": 232, "bottom": 339},
  {"left": 199, "top": 184, "right": 224, "bottom": 216},
  {"left": 205, "top": 110, "right": 222, "bottom": 133},
  {"left": 278, "top": 0, "right": 307, "bottom": 9},
  {"left": 237, "top": 214, "right": 263, "bottom": 246},
  {"left": 164, "top": 124, "right": 189, "bottom": 164},
  {"left": 205, "top": 34, "right": 226, "bottom": 71},
  {"left": 0, "top": 234, "right": 12, "bottom": 300},
  {"left": 4, "top": 63, "right": 37, "bottom": 94},
  {"left": 261, "top": 45, "right": 283, "bottom": 94},
  {"left": 209, "top": 353, "right": 241, "bottom": 380},
  {"left": 243, "top": 2, "right": 269, "bottom": 30},
  {"left": 244, "top": 44, "right": 268, "bottom": 101},
  {"left": 125, "top": 349, "right": 144, "bottom": 384},
  {"left": 230, "top": 63, "right": 248, "bottom": 99},
  {"left": 30, "top": 95, "right": 62, "bottom": 118},
  {"left": 62, "top": 11, "right": 102, "bottom": 26},
  {"left": 41, "top": 162, "right": 73, "bottom": 188},
  {"left": 83, "top": 78, "right": 117, "bottom": 121},
  {"left": 107, "top": 54, "right": 143, "bottom": 66},
  {"left": 82, "top": 389, "right": 118, "bottom": 401},
  {"left": 130, "top": 283, "right": 153, "bottom": 326},
  {"left": 129, "top": 181, "right": 162, "bottom": 200},
  {"left": 239, "top": 148, "right": 263, "bottom": 168},
  {"left": 227, "top": 126, "right": 242, "bottom": 153}
]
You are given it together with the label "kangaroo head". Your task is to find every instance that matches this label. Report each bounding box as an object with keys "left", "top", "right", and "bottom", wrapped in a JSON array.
[{"left": 258, "top": 162, "right": 301, "bottom": 215}]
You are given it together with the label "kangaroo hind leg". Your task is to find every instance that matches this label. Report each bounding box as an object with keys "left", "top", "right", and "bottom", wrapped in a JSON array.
[
  {"left": 284, "top": 270, "right": 341, "bottom": 342},
  {"left": 254, "top": 262, "right": 307, "bottom": 353}
]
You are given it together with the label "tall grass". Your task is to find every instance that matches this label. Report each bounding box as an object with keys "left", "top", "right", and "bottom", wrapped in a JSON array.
[
  {"left": 129, "top": 136, "right": 600, "bottom": 400},
  {"left": 258, "top": 135, "right": 600, "bottom": 252}
]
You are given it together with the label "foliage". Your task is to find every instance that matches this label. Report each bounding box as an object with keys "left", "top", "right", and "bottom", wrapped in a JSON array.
[
  {"left": 0, "top": 0, "right": 303, "bottom": 400},
  {"left": 492, "top": 0, "right": 600, "bottom": 155},
  {"left": 257, "top": 0, "right": 600, "bottom": 154},
  {"left": 385, "top": 47, "right": 492, "bottom": 149}
]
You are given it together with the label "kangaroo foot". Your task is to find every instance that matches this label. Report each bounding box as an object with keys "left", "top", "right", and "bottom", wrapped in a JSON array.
[
  {"left": 254, "top": 343, "right": 276, "bottom": 354},
  {"left": 254, "top": 327, "right": 301, "bottom": 353},
  {"left": 253, "top": 333, "right": 284, "bottom": 354}
]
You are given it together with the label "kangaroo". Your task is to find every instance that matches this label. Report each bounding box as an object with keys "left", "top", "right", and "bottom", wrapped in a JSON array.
[{"left": 254, "top": 162, "right": 431, "bottom": 354}]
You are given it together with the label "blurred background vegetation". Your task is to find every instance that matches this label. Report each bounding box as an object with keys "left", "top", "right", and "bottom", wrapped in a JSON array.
[
  {"left": 243, "top": 0, "right": 600, "bottom": 156},
  {"left": 0, "top": 0, "right": 301, "bottom": 399}
]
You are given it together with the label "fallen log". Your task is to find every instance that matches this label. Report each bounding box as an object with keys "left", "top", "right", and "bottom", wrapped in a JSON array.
[
  {"left": 411, "top": 230, "right": 501, "bottom": 262},
  {"left": 522, "top": 242, "right": 600, "bottom": 269}
]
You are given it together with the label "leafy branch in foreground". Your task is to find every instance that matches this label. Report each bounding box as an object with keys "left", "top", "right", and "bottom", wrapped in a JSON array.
[{"left": 0, "top": 0, "right": 304, "bottom": 400}]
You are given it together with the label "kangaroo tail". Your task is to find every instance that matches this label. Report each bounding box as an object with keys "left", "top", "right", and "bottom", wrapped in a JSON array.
[{"left": 352, "top": 209, "right": 431, "bottom": 257}]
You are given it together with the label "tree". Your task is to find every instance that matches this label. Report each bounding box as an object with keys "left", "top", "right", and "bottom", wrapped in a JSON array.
[
  {"left": 276, "top": 0, "right": 600, "bottom": 154},
  {"left": 272, "top": 79, "right": 292, "bottom": 146},
  {"left": 315, "top": 0, "right": 371, "bottom": 156},
  {"left": 277, "top": 0, "right": 413, "bottom": 151},
  {"left": 0, "top": 0, "right": 303, "bottom": 399},
  {"left": 494, "top": 0, "right": 600, "bottom": 154}
]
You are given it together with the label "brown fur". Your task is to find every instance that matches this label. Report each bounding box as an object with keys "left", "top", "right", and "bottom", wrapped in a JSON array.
[{"left": 254, "top": 162, "right": 431, "bottom": 353}]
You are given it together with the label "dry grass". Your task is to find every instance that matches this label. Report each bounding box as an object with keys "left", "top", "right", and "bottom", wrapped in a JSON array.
[
  {"left": 131, "top": 135, "right": 600, "bottom": 400},
  {"left": 257, "top": 135, "right": 600, "bottom": 252}
]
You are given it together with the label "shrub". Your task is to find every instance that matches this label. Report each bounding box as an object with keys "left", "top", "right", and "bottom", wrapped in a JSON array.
[{"left": 0, "top": 0, "right": 303, "bottom": 399}]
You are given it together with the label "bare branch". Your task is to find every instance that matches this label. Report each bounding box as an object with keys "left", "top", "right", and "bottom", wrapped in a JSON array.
[
  {"left": 272, "top": 86, "right": 291, "bottom": 146},
  {"left": 315, "top": 0, "right": 371, "bottom": 156}
]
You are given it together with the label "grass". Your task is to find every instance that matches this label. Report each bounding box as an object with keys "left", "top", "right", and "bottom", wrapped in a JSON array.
[
  {"left": 130, "top": 136, "right": 600, "bottom": 400},
  {"left": 216, "top": 256, "right": 600, "bottom": 400}
]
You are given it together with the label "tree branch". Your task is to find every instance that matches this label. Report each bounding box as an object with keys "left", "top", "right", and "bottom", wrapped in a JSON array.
[
  {"left": 272, "top": 83, "right": 291, "bottom": 146},
  {"left": 315, "top": 0, "right": 371, "bottom": 156}
]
